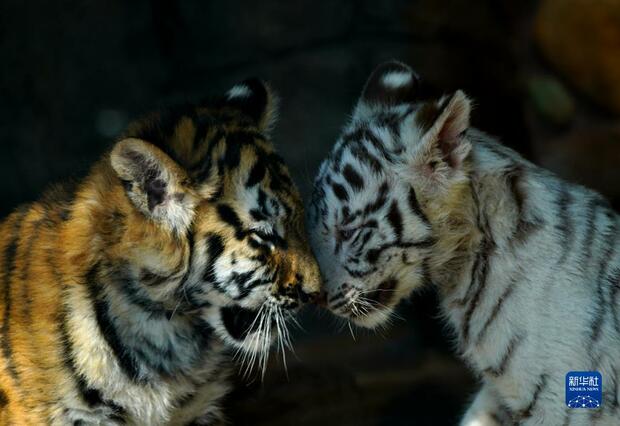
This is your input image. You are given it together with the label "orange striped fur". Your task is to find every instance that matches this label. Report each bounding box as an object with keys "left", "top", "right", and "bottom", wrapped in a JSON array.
[{"left": 0, "top": 79, "right": 320, "bottom": 425}]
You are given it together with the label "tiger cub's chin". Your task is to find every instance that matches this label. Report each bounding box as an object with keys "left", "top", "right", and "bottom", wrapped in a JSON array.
[{"left": 324, "top": 277, "right": 419, "bottom": 329}]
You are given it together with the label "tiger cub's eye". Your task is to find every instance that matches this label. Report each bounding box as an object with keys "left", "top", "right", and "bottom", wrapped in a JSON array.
[{"left": 339, "top": 228, "right": 356, "bottom": 241}]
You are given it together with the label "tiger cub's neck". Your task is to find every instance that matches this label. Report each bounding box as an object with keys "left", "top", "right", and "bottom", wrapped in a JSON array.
[{"left": 431, "top": 130, "right": 571, "bottom": 346}]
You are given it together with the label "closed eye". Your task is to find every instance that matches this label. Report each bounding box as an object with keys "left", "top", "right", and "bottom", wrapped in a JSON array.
[
  {"left": 249, "top": 232, "right": 275, "bottom": 252},
  {"left": 338, "top": 218, "right": 378, "bottom": 240},
  {"left": 338, "top": 228, "right": 357, "bottom": 241},
  {"left": 249, "top": 229, "right": 288, "bottom": 250}
]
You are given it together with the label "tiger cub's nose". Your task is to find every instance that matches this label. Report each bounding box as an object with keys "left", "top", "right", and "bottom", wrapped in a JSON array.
[{"left": 277, "top": 272, "right": 325, "bottom": 306}]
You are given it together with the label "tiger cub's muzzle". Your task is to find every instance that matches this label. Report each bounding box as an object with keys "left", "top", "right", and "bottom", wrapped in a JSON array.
[{"left": 271, "top": 245, "right": 324, "bottom": 308}]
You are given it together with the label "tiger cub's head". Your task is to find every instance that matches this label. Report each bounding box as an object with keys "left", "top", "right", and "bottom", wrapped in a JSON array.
[
  {"left": 308, "top": 61, "right": 473, "bottom": 328},
  {"left": 89, "top": 79, "right": 321, "bottom": 368}
]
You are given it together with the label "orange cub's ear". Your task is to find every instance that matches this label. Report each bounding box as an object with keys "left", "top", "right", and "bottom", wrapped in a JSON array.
[
  {"left": 224, "top": 78, "right": 279, "bottom": 135},
  {"left": 110, "top": 138, "right": 196, "bottom": 233}
]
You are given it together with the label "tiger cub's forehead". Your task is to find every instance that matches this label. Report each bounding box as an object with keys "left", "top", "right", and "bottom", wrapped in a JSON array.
[
  {"left": 129, "top": 105, "right": 298, "bottom": 198},
  {"left": 321, "top": 94, "right": 448, "bottom": 181},
  {"left": 120, "top": 104, "right": 303, "bottom": 243},
  {"left": 314, "top": 96, "right": 448, "bottom": 228}
]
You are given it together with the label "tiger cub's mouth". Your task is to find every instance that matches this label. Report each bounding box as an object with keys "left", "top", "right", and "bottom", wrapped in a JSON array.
[
  {"left": 327, "top": 278, "right": 399, "bottom": 328},
  {"left": 221, "top": 305, "right": 262, "bottom": 341},
  {"left": 220, "top": 301, "right": 299, "bottom": 376}
]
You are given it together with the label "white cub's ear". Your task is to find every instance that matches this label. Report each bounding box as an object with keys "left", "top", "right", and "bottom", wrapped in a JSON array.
[
  {"left": 415, "top": 90, "right": 472, "bottom": 171},
  {"left": 111, "top": 138, "right": 196, "bottom": 232},
  {"left": 354, "top": 61, "right": 421, "bottom": 117},
  {"left": 224, "top": 78, "right": 279, "bottom": 135}
]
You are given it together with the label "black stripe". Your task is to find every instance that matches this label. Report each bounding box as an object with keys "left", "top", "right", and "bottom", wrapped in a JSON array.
[
  {"left": 342, "top": 164, "right": 364, "bottom": 191},
  {"left": 615, "top": 365, "right": 620, "bottom": 409},
  {"left": 344, "top": 265, "right": 376, "bottom": 279},
  {"left": 176, "top": 229, "right": 196, "bottom": 298},
  {"left": 18, "top": 215, "right": 48, "bottom": 350},
  {"left": 1, "top": 208, "right": 28, "bottom": 381},
  {"left": 349, "top": 225, "right": 366, "bottom": 246},
  {"left": 608, "top": 267, "right": 620, "bottom": 334},
  {"left": 246, "top": 158, "right": 267, "bottom": 187},
  {"left": 113, "top": 268, "right": 172, "bottom": 316},
  {"left": 203, "top": 234, "right": 225, "bottom": 286},
  {"left": 254, "top": 230, "right": 288, "bottom": 250},
  {"left": 341, "top": 206, "right": 357, "bottom": 227},
  {"left": 483, "top": 334, "right": 523, "bottom": 377},
  {"left": 591, "top": 215, "right": 618, "bottom": 343},
  {"left": 140, "top": 269, "right": 172, "bottom": 287},
  {"left": 84, "top": 266, "right": 143, "bottom": 382},
  {"left": 507, "top": 168, "right": 542, "bottom": 244},
  {"left": 515, "top": 374, "right": 548, "bottom": 421},
  {"left": 249, "top": 208, "right": 267, "bottom": 222},
  {"left": 595, "top": 210, "right": 617, "bottom": 281},
  {"left": 408, "top": 187, "right": 429, "bottom": 224},
  {"left": 231, "top": 271, "right": 255, "bottom": 299},
  {"left": 387, "top": 201, "right": 403, "bottom": 240},
  {"left": 191, "top": 113, "right": 212, "bottom": 153},
  {"left": 331, "top": 182, "right": 348, "bottom": 202},
  {"left": 365, "top": 238, "right": 434, "bottom": 265},
  {"left": 346, "top": 128, "right": 391, "bottom": 161},
  {"left": 350, "top": 144, "right": 382, "bottom": 174},
  {"left": 220, "top": 131, "right": 250, "bottom": 171},
  {"left": 217, "top": 204, "right": 245, "bottom": 239},
  {"left": 0, "top": 389, "right": 7, "bottom": 407},
  {"left": 378, "top": 110, "right": 409, "bottom": 138},
  {"left": 358, "top": 228, "right": 375, "bottom": 252},
  {"left": 580, "top": 196, "right": 604, "bottom": 264},
  {"left": 507, "top": 167, "right": 526, "bottom": 215},
  {"left": 474, "top": 277, "right": 516, "bottom": 346},
  {"left": 59, "top": 311, "right": 126, "bottom": 421},
  {"left": 363, "top": 182, "right": 389, "bottom": 215},
  {"left": 453, "top": 182, "right": 485, "bottom": 307},
  {"left": 257, "top": 188, "right": 270, "bottom": 214},
  {"left": 173, "top": 390, "right": 197, "bottom": 410},
  {"left": 461, "top": 235, "right": 495, "bottom": 345},
  {"left": 19, "top": 225, "right": 43, "bottom": 288},
  {"left": 267, "top": 153, "right": 293, "bottom": 193},
  {"left": 555, "top": 186, "right": 574, "bottom": 265},
  {"left": 193, "top": 130, "right": 224, "bottom": 183}
]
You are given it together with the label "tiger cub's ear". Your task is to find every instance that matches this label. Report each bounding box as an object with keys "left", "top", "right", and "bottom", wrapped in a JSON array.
[
  {"left": 353, "top": 61, "right": 421, "bottom": 120},
  {"left": 110, "top": 138, "right": 196, "bottom": 232},
  {"left": 224, "top": 78, "right": 279, "bottom": 135},
  {"left": 412, "top": 90, "right": 472, "bottom": 172},
  {"left": 361, "top": 60, "right": 420, "bottom": 106}
]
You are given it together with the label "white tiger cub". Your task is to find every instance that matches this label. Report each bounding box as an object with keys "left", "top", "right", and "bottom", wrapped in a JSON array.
[{"left": 308, "top": 61, "right": 620, "bottom": 425}]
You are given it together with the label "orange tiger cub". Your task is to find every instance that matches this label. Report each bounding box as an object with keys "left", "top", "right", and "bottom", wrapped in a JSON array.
[{"left": 0, "top": 79, "right": 321, "bottom": 425}]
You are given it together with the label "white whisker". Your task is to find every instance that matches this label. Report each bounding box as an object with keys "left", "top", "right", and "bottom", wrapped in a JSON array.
[{"left": 347, "top": 320, "right": 356, "bottom": 340}]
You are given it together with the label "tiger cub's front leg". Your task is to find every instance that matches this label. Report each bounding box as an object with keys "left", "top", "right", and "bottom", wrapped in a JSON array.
[
  {"left": 461, "top": 384, "right": 514, "bottom": 426},
  {"left": 168, "top": 379, "right": 230, "bottom": 426}
]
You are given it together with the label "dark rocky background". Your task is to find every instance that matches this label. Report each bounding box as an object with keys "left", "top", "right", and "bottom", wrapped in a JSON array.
[{"left": 1, "top": 1, "right": 619, "bottom": 425}]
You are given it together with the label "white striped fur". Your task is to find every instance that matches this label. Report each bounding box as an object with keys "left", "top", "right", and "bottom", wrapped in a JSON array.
[{"left": 309, "top": 61, "right": 620, "bottom": 425}]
